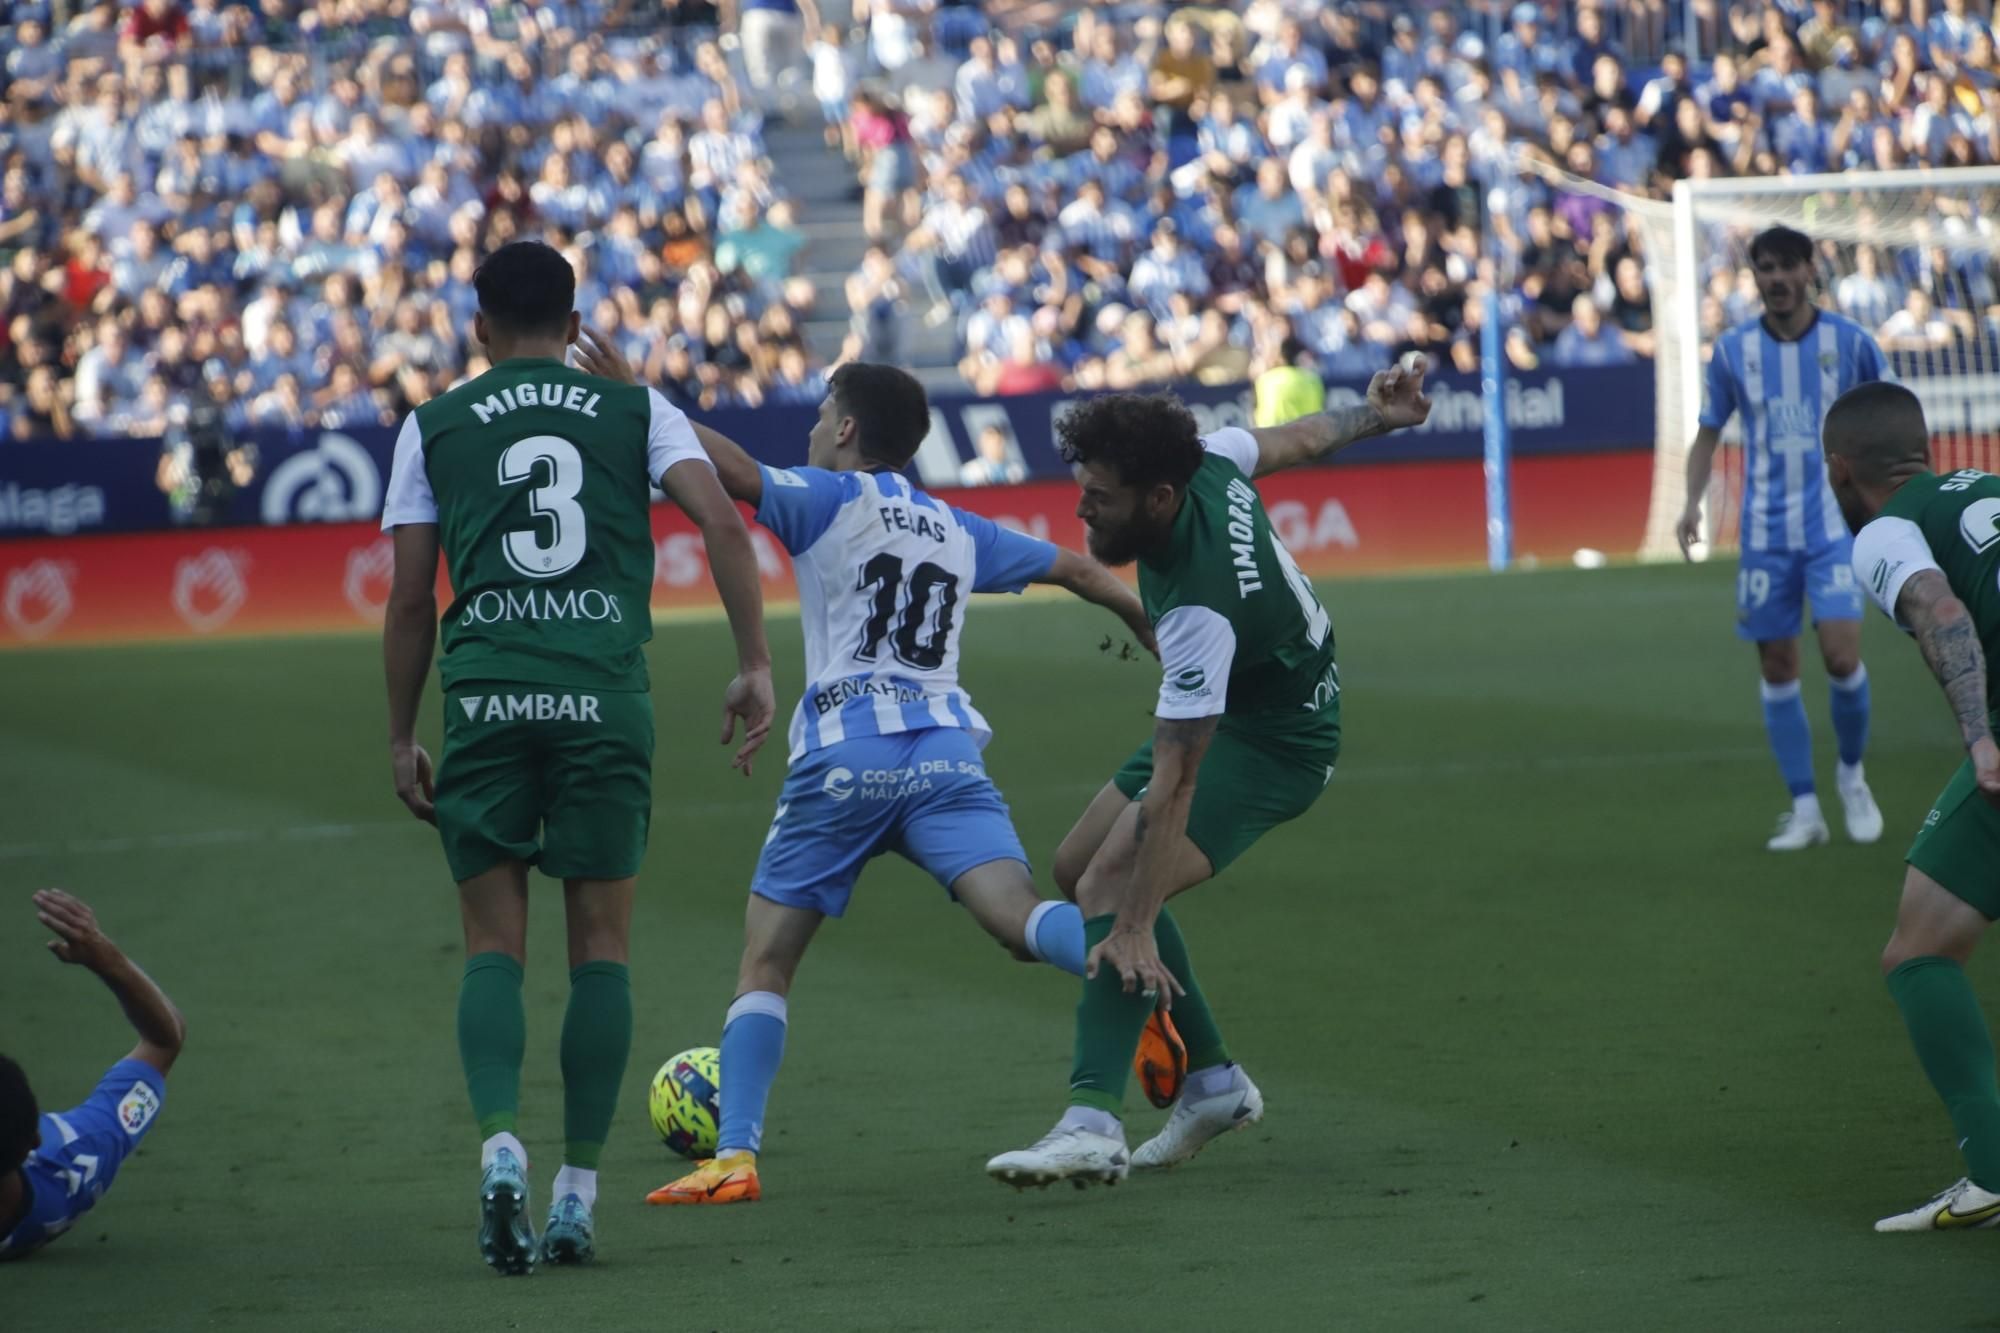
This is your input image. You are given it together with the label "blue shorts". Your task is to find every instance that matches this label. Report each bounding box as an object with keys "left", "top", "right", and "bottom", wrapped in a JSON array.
[
  {"left": 750, "top": 729, "right": 1028, "bottom": 918},
  {"left": 1735, "top": 541, "right": 1863, "bottom": 641}
]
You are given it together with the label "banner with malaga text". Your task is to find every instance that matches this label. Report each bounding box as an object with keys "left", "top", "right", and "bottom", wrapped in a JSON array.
[{"left": 0, "top": 450, "right": 1649, "bottom": 648}]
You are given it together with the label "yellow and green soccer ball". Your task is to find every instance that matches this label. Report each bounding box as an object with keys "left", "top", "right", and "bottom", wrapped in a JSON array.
[{"left": 649, "top": 1046, "right": 721, "bottom": 1160}]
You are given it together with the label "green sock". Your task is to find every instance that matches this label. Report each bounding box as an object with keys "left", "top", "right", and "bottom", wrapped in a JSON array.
[
  {"left": 560, "top": 961, "right": 633, "bottom": 1170},
  {"left": 1153, "top": 908, "right": 1231, "bottom": 1071},
  {"left": 1886, "top": 955, "right": 2000, "bottom": 1192},
  {"left": 458, "top": 952, "right": 525, "bottom": 1141},
  {"left": 1068, "top": 915, "right": 1156, "bottom": 1114}
]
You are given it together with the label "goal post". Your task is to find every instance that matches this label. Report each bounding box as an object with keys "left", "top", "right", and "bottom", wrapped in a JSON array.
[{"left": 1652, "top": 166, "right": 2000, "bottom": 561}]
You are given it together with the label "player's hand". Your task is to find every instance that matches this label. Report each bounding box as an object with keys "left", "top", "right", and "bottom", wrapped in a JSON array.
[
  {"left": 573, "top": 324, "right": 639, "bottom": 385},
  {"left": 1972, "top": 735, "right": 2000, "bottom": 806},
  {"left": 1676, "top": 502, "right": 1705, "bottom": 561},
  {"left": 391, "top": 740, "right": 437, "bottom": 823},
  {"left": 1367, "top": 354, "right": 1433, "bottom": 433},
  {"left": 34, "top": 889, "right": 120, "bottom": 973},
  {"left": 1085, "top": 922, "right": 1184, "bottom": 1008},
  {"left": 722, "top": 666, "right": 776, "bottom": 776}
]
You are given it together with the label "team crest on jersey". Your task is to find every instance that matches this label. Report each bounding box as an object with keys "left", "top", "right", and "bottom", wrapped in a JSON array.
[{"left": 117, "top": 1082, "right": 160, "bottom": 1136}]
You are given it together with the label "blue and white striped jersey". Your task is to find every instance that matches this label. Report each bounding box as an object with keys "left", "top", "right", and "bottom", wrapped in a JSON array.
[
  {"left": 755, "top": 466, "right": 1059, "bottom": 762},
  {"left": 1701, "top": 311, "right": 1891, "bottom": 553}
]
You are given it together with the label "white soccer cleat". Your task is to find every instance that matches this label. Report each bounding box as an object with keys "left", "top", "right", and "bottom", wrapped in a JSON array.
[
  {"left": 986, "top": 1125, "right": 1130, "bottom": 1189},
  {"left": 1838, "top": 774, "right": 1885, "bottom": 844},
  {"left": 1132, "top": 1072, "right": 1265, "bottom": 1170},
  {"left": 1765, "top": 807, "right": 1830, "bottom": 852},
  {"left": 1874, "top": 1177, "right": 2000, "bottom": 1232}
]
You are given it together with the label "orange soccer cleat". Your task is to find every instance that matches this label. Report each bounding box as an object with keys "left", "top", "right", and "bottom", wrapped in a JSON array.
[
  {"left": 645, "top": 1151, "right": 762, "bottom": 1206},
  {"left": 1135, "top": 1007, "right": 1187, "bottom": 1109}
]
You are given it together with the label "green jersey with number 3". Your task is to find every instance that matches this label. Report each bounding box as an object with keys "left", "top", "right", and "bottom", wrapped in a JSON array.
[
  {"left": 1854, "top": 468, "right": 2000, "bottom": 718},
  {"left": 1142, "top": 428, "right": 1339, "bottom": 741},
  {"left": 379, "top": 356, "right": 709, "bottom": 692}
]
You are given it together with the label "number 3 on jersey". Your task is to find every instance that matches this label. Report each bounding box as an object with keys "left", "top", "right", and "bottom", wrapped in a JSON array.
[{"left": 498, "top": 435, "right": 587, "bottom": 579}]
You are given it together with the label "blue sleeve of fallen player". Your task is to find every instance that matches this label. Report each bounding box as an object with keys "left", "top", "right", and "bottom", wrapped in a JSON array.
[{"left": 754, "top": 466, "right": 853, "bottom": 555}]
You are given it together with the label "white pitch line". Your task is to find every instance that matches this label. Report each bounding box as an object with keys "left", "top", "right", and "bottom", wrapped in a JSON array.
[{"left": 0, "top": 743, "right": 1811, "bottom": 862}]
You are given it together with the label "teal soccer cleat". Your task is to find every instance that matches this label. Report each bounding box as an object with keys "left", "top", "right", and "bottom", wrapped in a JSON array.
[
  {"left": 539, "top": 1194, "right": 595, "bottom": 1266},
  {"left": 478, "top": 1147, "right": 535, "bottom": 1276}
]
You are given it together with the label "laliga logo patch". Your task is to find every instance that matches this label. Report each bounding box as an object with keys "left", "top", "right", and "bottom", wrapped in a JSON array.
[
  {"left": 117, "top": 1081, "right": 160, "bottom": 1136},
  {"left": 822, "top": 766, "right": 855, "bottom": 802},
  {"left": 343, "top": 538, "right": 395, "bottom": 620},
  {"left": 260, "top": 432, "right": 382, "bottom": 525},
  {"left": 2, "top": 558, "right": 75, "bottom": 640},
  {"left": 172, "top": 549, "right": 250, "bottom": 633}
]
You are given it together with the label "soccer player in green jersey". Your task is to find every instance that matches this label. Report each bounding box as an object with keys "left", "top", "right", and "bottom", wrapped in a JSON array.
[
  {"left": 1822, "top": 380, "right": 2000, "bottom": 1231},
  {"left": 379, "top": 242, "right": 776, "bottom": 1273},
  {"left": 987, "top": 357, "right": 1433, "bottom": 1187}
]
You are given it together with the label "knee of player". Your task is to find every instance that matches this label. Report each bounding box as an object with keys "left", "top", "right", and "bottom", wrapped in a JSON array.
[
  {"left": 1757, "top": 648, "right": 1801, "bottom": 684},
  {"left": 1824, "top": 650, "right": 1861, "bottom": 680}
]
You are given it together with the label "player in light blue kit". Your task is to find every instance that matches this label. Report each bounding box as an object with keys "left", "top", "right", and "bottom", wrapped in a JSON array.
[
  {"left": 571, "top": 339, "right": 1153, "bottom": 1205},
  {"left": 1678, "top": 226, "right": 1889, "bottom": 851},
  {"left": 2, "top": 890, "right": 185, "bottom": 1261}
]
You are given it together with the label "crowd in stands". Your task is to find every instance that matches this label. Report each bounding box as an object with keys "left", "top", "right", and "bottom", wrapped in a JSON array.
[
  {"left": 4, "top": 1, "right": 2000, "bottom": 445},
  {"left": 835, "top": 0, "right": 2000, "bottom": 400},
  {"left": 0, "top": 0, "right": 826, "bottom": 442}
]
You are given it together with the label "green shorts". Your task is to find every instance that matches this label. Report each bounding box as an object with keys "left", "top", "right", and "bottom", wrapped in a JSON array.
[
  {"left": 1907, "top": 756, "right": 2000, "bottom": 921},
  {"left": 435, "top": 683, "right": 654, "bottom": 884},
  {"left": 1112, "top": 719, "right": 1340, "bottom": 874}
]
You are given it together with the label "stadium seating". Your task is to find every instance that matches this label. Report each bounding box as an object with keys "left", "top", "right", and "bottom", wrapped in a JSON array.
[{"left": 0, "top": 0, "right": 1989, "bottom": 441}]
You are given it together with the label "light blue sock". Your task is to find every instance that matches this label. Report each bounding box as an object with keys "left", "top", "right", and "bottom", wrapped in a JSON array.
[
  {"left": 1829, "top": 664, "right": 1871, "bottom": 768},
  {"left": 1025, "top": 900, "right": 1087, "bottom": 976},
  {"left": 1761, "top": 678, "right": 1816, "bottom": 798},
  {"left": 715, "top": 991, "right": 787, "bottom": 1156}
]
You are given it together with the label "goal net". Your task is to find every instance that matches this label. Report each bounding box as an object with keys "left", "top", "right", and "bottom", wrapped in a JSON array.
[{"left": 1647, "top": 166, "right": 2000, "bottom": 560}]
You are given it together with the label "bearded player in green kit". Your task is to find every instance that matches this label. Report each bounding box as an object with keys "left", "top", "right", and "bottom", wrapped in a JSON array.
[
  {"left": 380, "top": 241, "right": 776, "bottom": 1272},
  {"left": 1822, "top": 380, "right": 2000, "bottom": 1232},
  {"left": 988, "top": 356, "right": 1433, "bottom": 1187}
]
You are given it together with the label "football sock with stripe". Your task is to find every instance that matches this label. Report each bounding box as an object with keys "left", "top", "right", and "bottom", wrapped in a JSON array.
[
  {"left": 1759, "top": 679, "right": 1817, "bottom": 798},
  {"left": 560, "top": 961, "right": 632, "bottom": 1170},
  {"left": 1887, "top": 956, "right": 2000, "bottom": 1192},
  {"left": 716, "top": 991, "right": 788, "bottom": 1156},
  {"left": 1024, "top": 900, "right": 1087, "bottom": 976},
  {"left": 1151, "top": 907, "right": 1231, "bottom": 1071},
  {"left": 459, "top": 952, "right": 525, "bottom": 1141},
  {"left": 1067, "top": 915, "right": 1155, "bottom": 1115},
  {"left": 1829, "top": 665, "right": 1871, "bottom": 769}
]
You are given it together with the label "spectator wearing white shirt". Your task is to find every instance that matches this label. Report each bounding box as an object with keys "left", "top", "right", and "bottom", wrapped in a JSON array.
[
  {"left": 1080, "top": 25, "right": 1148, "bottom": 111},
  {"left": 72, "top": 320, "right": 147, "bottom": 428},
  {"left": 1837, "top": 247, "right": 1902, "bottom": 331},
  {"left": 1288, "top": 112, "right": 1340, "bottom": 198},
  {"left": 1878, "top": 288, "right": 1956, "bottom": 353},
  {"left": 1126, "top": 220, "right": 1210, "bottom": 322}
]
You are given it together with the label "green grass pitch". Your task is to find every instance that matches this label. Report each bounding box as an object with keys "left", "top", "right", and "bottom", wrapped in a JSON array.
[{"left": 5, "top": 562, "right": 1999, "bottom": 1330}]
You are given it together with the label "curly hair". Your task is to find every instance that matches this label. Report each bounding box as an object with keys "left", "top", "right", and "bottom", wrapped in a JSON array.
[{"left": 1056, "top": 392, "right": 1206, "bottom": 492}]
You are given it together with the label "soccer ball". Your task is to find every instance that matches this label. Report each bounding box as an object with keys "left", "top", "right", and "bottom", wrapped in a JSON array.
[{"left": 649, "top": 1046, "right": 721, "bottom": 1160}]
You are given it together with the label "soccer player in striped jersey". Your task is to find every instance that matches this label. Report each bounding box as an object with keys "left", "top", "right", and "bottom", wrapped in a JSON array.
[
  {"left": 570, "top": 335, "right": 1155, "bottom": 1205},
  {"left": 1677, "top": 226, "right": 1890, "bottom": 851}
]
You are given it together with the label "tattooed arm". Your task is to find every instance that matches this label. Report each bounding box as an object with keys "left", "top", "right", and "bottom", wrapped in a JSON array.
[
  {"left": 1246, "top": 354, "right": 1434, "bottom": 478},
  {"left": 1899, "top": 570, "right": 1998, "bottom": 752}
]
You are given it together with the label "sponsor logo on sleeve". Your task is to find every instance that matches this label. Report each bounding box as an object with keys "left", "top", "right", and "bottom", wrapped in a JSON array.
[
  {"left": 768, "top": 469, "right": 809, "bottom": 489},
  {"left": 117, "top": 1082, "right": 161, "bottom": 1136}
]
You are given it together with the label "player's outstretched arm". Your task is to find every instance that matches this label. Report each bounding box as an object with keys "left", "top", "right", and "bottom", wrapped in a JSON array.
[
  {"left": 660, "top": 457, "right": 778, "bottom": 775},
  {"left": 383, "top": 522, "right": 440, "bottom": 822},
  {"left": 1899, "top": 570, "right": 2000, "bottom": 799},
  {"left": 574, "top": 325, "right": 767, "bottom": 505},
  {"left": 1246, "top": 354, "right": 1432, "bottom": 478},
  {"left": 1035, "top": 548, "right": 1157, "bottom": 656},
  {"left": 34, "top": 889, "right": 185, "bottom": 1076},
  {"left": 1677, "top": 426, "right": 1723, "bottom": 560}
]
